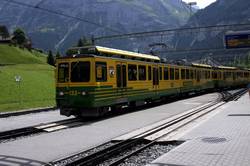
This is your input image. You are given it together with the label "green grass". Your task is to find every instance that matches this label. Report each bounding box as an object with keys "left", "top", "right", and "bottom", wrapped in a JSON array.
[
  {"left": 0, "top": 44, "right": 46, "bottom": 65},
  {"left": 0, "top": 44, "right": 55, "bottom": 112}
]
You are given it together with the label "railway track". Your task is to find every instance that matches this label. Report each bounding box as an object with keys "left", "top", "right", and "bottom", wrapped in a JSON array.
[
  {"left": 49, "top": 89, "right": 247, "bottom": 166},
  {"left": 0, "top": 118, "right": 82, "bottom": 141}
]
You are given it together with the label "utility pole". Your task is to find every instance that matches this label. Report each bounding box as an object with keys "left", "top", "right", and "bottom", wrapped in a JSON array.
[{"left": 15, "top": 75, "right": 22, "bottom": 108}]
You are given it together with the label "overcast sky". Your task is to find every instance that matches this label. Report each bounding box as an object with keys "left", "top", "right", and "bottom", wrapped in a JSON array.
[{"left": 182, "top": 0, "right": 217, "bottom": 8}]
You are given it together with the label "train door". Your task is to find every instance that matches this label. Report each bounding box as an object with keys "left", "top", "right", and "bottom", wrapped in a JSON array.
[
  {"left": 116, "top": 62, "right": 127, "bottom": 88},
  {"left": 153, "top": 66, "right": 159, "bottom": 92}
]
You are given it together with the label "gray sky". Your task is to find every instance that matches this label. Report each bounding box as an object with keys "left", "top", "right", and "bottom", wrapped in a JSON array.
[{"left": 182, "top": 0, "right": 217, "bottom": 8}]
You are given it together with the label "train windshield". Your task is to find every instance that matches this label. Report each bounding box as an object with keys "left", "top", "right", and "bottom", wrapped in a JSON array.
[
  {"left": 71, "top": 61, "right": 90, "bottom": 82},
  {"left": 58, "top": 63, "right": 69, "bottom": 83}
]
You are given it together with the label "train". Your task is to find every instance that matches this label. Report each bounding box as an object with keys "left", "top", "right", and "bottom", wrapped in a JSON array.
[{"left": 55, "top": 46, "right": 250, "bottom": 117}]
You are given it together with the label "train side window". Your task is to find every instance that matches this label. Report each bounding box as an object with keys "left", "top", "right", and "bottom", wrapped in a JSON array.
[
  {"left": 186, "top": 69, "right": 190, "bottom": 79},
  {"left": 71, "top": 61, "right": 90, "bottom": 82},
  {"left": 58, "top": 63, "right": 69, "bottom": 83},
  {"left": 181, "top": 69, "right": 185, "bottom": 80},
  {"left": 212, "top": 71, "right": 217, "bottom": 79},
  {"left": 205, "top": 71, "right": 208, "bottom": 79},
  {"left": 190, "top": 70, "right": 194, "bottom": 79},
  {"left": 96, "top": 62, "right": 107, "bottom": 82},
  {"left": 170, "top": 68, "right": 174, "bottom": 80},
  {"left": 175, "top": 69, "right": 179, "bottom": 80},
  {"left": 244, "top": 72, "right": 248, "bottom": 78},
  {"left": 164, "top": 67, "right": 169, "bottom": 80},
  {"left": 202, "top": 71, "right": 206, "bottom": 79},
  {"left": 128, "top": 64, "right": 137, "bottom": 81},
  {"left": 148, "top": 66, "right": 152, "bottom": 80},
  {"left": 139, "top": 65, "right": 146, "bottom": 80},
  {"left": 233, "top": 72, "right": 236, "bottom": 80},
  {"left": 159, "top": 67, "right": 162, "bottom": 80}
]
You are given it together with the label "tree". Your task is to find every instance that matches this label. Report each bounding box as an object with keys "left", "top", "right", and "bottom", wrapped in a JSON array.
[
  {"left": 77, "top": 38, "right": 83, "bottom": 47},
  {"left": 12, "top": 28, "right": 26, "bottom": 45},
  {"left": 47, "top": 50, "right": 55, "bottom": 66},
  {"left": 24, "top": 38, "right": 32, "bottom": 51},
  {"left": 76, "top": 36, "right": 92, "bottom": 47},
  {"left": 56, "top": 51, "right": 61, "bottom": 58}
]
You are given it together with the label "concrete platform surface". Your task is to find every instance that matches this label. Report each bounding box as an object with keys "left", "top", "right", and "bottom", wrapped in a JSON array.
[
  {"left": 0, "top": 109, "right": 71, "bottom": 132},
  {"left": 148, "top": 93, "right": 250, "bottom": 166},
  {"left": 0, "top": 93, "right": 218, "bottom": 164}
]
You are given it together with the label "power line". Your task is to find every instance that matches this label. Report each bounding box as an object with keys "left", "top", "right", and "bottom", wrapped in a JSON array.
[
  {"left": 94, "top": 22, "right": 250, "bottom": 40},
  {"left": 2, "top": 0, "right": 121, "bottom": 34},
  {"left": 154, "top": 47, "right": 250, "bottom": 55},
  {"left": 35, "top": 0, "right": 47, "bottom": 8}
]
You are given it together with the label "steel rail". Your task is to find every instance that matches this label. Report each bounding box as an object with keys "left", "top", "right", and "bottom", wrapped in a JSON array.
[
  {"left": 62, "top": 97, "right": 222, "bottom": 166},
  {"left": 109, "top": 102, "right": 225, "bottom": 166},
  {"left": 108, "top": 89, "right": 247, "bottom": 165},
  {"left": 61, "top": 89, "right": 247, "bottom": 166}
]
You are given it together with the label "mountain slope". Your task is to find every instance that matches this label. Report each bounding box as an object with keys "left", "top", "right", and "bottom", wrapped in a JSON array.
[
  {"left": 0, "top": 0, "right": 190, "bottom": 52},
  {"left": 173, "top": 0, "right": 250, "bottom": 52},
  {"left": 169, "top": 0, "right": 250, "bottom": 62}
]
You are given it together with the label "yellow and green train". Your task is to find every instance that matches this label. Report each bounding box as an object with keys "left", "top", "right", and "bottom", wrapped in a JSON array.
[{"left": 56, "top": 46, "right": 250, "bottom": 117}]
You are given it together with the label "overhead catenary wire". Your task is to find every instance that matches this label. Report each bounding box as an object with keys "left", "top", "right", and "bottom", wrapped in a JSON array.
[
  {"left": 2, "top": 0, "right": 250, "bottom": 54},
  {"left": 34, "top": 0, "right": 47, "bottom": 8},
  {"left": 2, "top": 0, "right": 122, "bottom": 34},
  {"left": 154, "top": 47, "right": 250, "bottom": 55},
  {"left": 94, "top": 23, "right": 250, "bottom": 40}
]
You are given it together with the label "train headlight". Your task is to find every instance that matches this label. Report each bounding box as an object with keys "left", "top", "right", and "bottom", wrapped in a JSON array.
[
  {"left": 59, "top": 92, "right": 64, "bottom": 96},
  {"left": 82, "top": 91, "right": 86, "bottom": 96}
]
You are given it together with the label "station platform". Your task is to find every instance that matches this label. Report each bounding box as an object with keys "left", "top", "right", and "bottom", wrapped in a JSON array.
[{"left": 148, "top": 93, "right": 250, "bottom": 166}]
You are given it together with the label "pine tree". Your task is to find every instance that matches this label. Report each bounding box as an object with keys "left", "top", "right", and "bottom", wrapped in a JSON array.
[
  {"left": 47, "top": 50, "right": 55, "bottom": 66},
  {"left": 56, "top": 51, "right": 61, "bottom": 58},
  {"left": 13, "top": 28, "right": 26, "bottom": 45},
  {"left": 77, "top": 36, "right": 92, "bottom": 47},
  {"left": 77, "top": 38, "right": 83, "bottom": 47}
]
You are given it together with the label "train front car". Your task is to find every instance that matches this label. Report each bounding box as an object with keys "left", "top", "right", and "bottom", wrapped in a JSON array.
[
  {"left": 56, "top": 46, "right": 160, "bottom": 117},
  {"left": 56, "top": 47, "right": 112, "bottom": 117}
]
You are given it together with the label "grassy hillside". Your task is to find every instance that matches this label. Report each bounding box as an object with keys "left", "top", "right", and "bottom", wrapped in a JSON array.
[
  {"left": 0, "top": 45, "right": 46, "bottom": 64},
  {"left": 0, "top": 44, "right": 55, "bottom": 112}
]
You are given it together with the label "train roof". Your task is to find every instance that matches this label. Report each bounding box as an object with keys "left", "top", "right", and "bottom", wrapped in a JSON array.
[
  {"left": 217, "top": 66, "right": 237, "bottom": 70},
  {"left": 68, "top": 46, "right": 160, "bottom": 61},
  {"left": 191, "top": 63, "right": 212, "bottom": 68},
  {"left": 225, "top": 30, "right": 250, "bottom": 35}
]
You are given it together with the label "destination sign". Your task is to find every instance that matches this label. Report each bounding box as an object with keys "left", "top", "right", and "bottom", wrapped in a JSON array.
[{"left": 225, "top": 31, "right": 250, "bottom": 49}]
